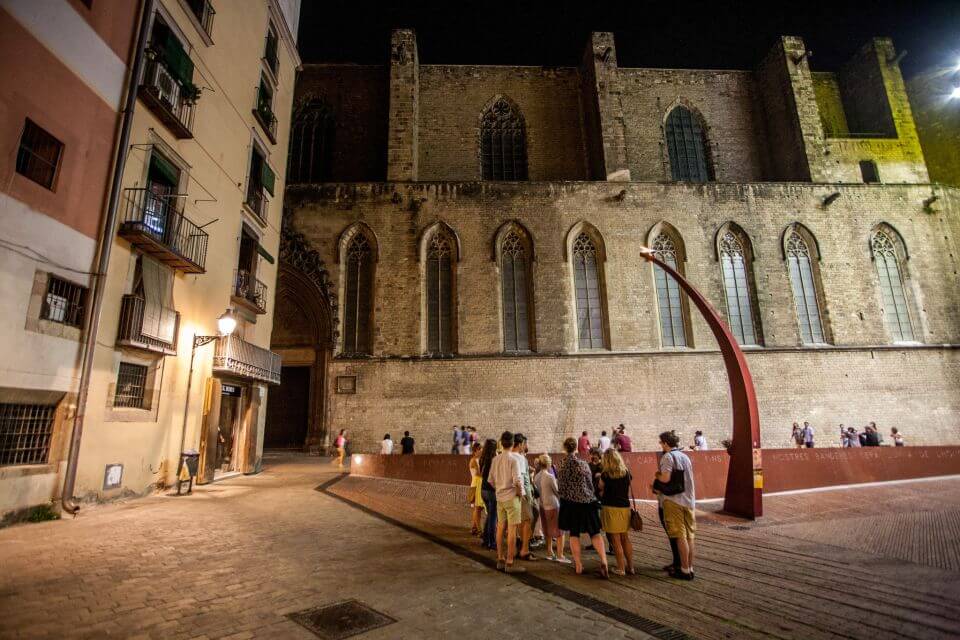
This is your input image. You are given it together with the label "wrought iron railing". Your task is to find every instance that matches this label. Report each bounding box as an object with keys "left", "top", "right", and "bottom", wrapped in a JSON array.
[
  {"left": 140, "top": 58, "right": 196, "bottom": 135},
  {"left": 232, "top": 269, "right": 268, "bottom": 314},
  {"left": 244, "top": 185, "right": 266, "bottom": 220},
  {"left": 253, "top": 101, "right": 278, "bottom": 142},
  {"left": 185, "top": 0, "right": 216, "bottom": 37},
  {"left": 118, "top": 188, "right": 208, "bottom": 272},
  {"left": 212, "top": 335, "right": 281, "bottom": 385},
  {"left": 117, "top": 295, "right": 179, "bottom": 354}
]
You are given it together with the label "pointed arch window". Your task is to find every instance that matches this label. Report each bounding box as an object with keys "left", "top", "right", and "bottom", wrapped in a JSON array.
[
  {"left": 786, "top": 230, "right": 826, "bottom": 344},
  {"left": 719, "top": 228, "right": 760, "bottom": 346},
  {"left": 665, "top": 106, "right": 711, "bottom": 183},
  {"left": 288, "top": 99, "right": 334, "bottom": 183},
  {"left": 652, "top": 233, "right": 688, "bottom": 347},
  {"left": 425, "top": 231, "right": 456, "bottom": 355},
  {"left": 572, "top": 232, "right": 605, "bottom": 349},
  {"left": 342, "top": 233, "right": 374, "bottom": 355},
  {"left": 500, "top": 230, "right": 533, "bottom": 352},
  {"left": 871, "top": 230, "right": 914, "bottom": 342},
  {"left": 480, "top": 98, "right": 528, "bottom": 181}
]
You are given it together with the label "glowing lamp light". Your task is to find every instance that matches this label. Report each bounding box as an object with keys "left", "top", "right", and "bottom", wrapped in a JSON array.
[
  {"left": 217, "top": 308, "right": 237, "bottom": 336},
  {"left": 353, "top": 455, "right": 363, "bottom": 465},
  {"left": 950, "top": 86, "right": 960, "bottom": 100}
]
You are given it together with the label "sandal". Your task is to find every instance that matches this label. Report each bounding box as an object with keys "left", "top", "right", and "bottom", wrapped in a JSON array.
[
  {"left": 599, "top": 564, "right": 610, "bottom": 579},
  {"left": 611, "top": 568, "right": 626, "bottom": 576}
]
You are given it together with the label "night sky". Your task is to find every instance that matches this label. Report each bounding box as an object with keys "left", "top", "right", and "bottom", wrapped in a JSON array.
[{"left": 298, "top": 1, "right": 960, "bottom": 78}]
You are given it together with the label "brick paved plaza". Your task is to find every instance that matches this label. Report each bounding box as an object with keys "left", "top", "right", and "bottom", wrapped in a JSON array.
[{"left": 1, "top": 454, "right": 959, "bottom": 639}]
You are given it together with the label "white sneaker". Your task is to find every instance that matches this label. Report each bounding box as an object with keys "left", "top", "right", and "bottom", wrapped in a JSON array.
[{"left": 556, "top": 557, "right": 572, "bottom": 565}]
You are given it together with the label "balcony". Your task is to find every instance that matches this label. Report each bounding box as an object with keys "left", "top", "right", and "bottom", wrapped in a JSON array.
[
  {"left": 138, "top": 57, "right": 197, "bottom": 138},
  {"left": 231, "top": 269, "right": 268, "bottom": 315},
  {"left": 212, "top": 335, "right": 281, "bottom": 385},
  {"left": 118, "top": 188, "right": 208, "bottom": 273},
  {"left": 116, "top": 295, "right": 179, "bottom": 355},
  {"left": 184, "top": 0, "right": 215, "bottom": 39},
  {"left": 253, "top": 101, "right": 278, "bottom": 144}
]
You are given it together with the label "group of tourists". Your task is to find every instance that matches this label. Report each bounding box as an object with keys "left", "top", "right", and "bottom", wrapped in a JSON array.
[
  {"left": 791, "top": 421, "right": 905, "bottom": 448},
  {"left": 380, "top": 431, "right": 416, "bottom": 455},
  {"left": 452, "top": 426, "right": 480, "bottom": 454},
  {"left": 467, "top": 428, "right": 697, "bottom": 580}
]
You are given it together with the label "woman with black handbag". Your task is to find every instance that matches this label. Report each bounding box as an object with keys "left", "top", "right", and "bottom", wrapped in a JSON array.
[{"left": 598, "top": 449, "right": 636, "bottom": 576}]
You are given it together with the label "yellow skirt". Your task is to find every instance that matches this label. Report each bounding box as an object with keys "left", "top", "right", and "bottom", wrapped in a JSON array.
[
  {"left": 601, "top": 506, "right": 631, "bottom": 534},
  {"left": 469, "top": 476, "right": 482, "bottom": 506}
]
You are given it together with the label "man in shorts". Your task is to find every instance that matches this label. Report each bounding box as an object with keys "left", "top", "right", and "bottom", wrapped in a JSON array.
[
  {"left": 512, "top": 433, "right": 538, "bottom": 560},
  {"left": 655, "top": 431, "right": 696, "bottom": 580},
  {"left": 490, "top": 431, "right": 526, "bottom": 573}
]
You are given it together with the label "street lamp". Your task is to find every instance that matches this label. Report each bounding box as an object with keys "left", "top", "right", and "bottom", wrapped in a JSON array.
[{"left": 176, "top": 309, "right": 237, "bottom": 480}]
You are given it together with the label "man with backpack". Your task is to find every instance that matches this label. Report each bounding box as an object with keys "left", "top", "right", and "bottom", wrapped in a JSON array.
[{"left": 654, "top": 431, "right": 696, "bottom": 580}]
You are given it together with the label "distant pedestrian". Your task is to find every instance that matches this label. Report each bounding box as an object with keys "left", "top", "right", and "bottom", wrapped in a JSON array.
[
  {"left": 452, "top": 426, "right": 461, "bottom": 454},
  {"left": 599, "top": 449, "right": 635, "bottom": 576},
  {"left": 863, "top": 425, "right": 880, "bottom": 447},
  {"left": 654, "top": 431, "right": 696, "bottom": 580},
  {"left": 693, "top": 431, "right": 708, "bottom": 451},
  {"left": 791, "top": 422, "right": 804, "bottom": 449},
  {"left": 335, "top": 429, "right": 348, "bottom": 468},
  {"left": 891, "top": 427, "right": 905, "bottom": 446},
  {"left": 577, "top": 431, "right": 591, "bottom": 456},
  {"left": 845, "top": 427, "right": 861, "bottom": 448},
  {"left": 490, "top": 431, "right": 526, "bottom": 573},
  {"left": 534, "top": 454, "right": 569, "bottom": 564},
  {"left": 400, "top": 431, "right": 415, "bottom": 454},
  {"left": 479, "top": 439, "right": 498, "bottom": 550},
  {"left": 870, "top": 422, "right": 884, "bottom": 445},
  {"left": 599, "top": 430, "right": 612, "bottom": 452},
  {"left": 802, "top": 422, "right": 815, "bottom": 448},
  {"left": 613, "top": 425, "right": 632, "bottom": 452},
  {"left": 460, "top": 427, "right": 472, "bottom": 455},
  {"left": 381, "top": 433, "right": 394, "bottom": 455},
  {"left": 557, "top": 437, "right": 608, "bottom": 577}
]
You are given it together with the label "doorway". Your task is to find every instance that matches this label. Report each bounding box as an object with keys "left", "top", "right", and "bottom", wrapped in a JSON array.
[
  {"left": 265, "top": 366, "right": 310, "bottom": 449},
  {"left": 214, "top": 383, "right": 243, "bottom": 479}
]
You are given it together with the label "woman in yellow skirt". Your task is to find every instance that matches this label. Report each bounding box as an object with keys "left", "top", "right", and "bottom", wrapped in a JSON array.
[
  {"left": 468, "top": 442, "right": 484, "bottom": 535},
  {"left": 598, "top": 449, "right": 635, "bottom": 576}
]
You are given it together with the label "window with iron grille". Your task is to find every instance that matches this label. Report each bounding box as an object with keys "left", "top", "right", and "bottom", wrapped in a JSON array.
[
  {"left": 425, "top": 232, "right": 455, "bottom": 354},
  {"left": 480, "top": 98, "right": 528, "bottom": 180},
  {"left": 500, "top": 231, "right": 532, "bottom": 352},
  {"left": 665, "top": 106, "right": 711, "bottom": 183},
  {"left": 43, "top": 275, "right": 87, "bottom": 328},
  {"left": 652, "top": 233, "right": 687, "bottom": 347},
  {"left": 572, "top": 233, "right": 605, "bottom": 350},
  {"left": 871, "top": 230, "right": 914, "bottom": 342},
  {"left": 263, "top": 23, "right": 279, "bottom": 75},
  {"left": 0, "top": 403, "right": 56, "bottom": 466},
  {"left": 342, "top": 233, "right": 374, "bottom": 355},
  {"left": 719, "top": 229, "right": 761, "bottom": 346},
  {"left": 786, "top": 229, "right": 826, "bottom": 344},
  {"left": 114, "top": 363, "right": 148, "bottom": 408},
  {"left": 16, "top": 119, "right": 64, "bottom": 190},
  {"left": 288, "top": 99, "right": 334, "bottom": 183}
]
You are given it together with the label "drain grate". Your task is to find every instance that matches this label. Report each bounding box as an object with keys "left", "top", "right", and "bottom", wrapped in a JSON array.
[{"left": 287, "top": 599, "right": 396, "bottom": 639}]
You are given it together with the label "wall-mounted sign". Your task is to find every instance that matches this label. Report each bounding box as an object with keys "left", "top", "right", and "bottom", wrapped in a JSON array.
[
  {"left": 221, "top": 384, "right": 242, "bottom": 397},
  {"left": 103, "top": 463, "right": 123, "bottom": 490},
  {"left": 336, "top": 375, "right": 357, "bottom": 394}
]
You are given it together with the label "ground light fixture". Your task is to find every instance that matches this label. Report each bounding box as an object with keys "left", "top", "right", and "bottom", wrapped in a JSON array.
[{"left": 177, "top": 308, "right": 239, "bottom": 488}]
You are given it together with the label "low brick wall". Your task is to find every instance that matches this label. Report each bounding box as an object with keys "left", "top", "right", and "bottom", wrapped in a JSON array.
[{"left": 349, "top": 446, "right": 960, "bottom": 500}]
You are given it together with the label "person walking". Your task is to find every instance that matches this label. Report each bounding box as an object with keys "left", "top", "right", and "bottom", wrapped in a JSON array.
[
  {"left": 335, "top": 429, "right": 348, "bottom": 468},
  {"left": 577, "top": 431, "right": 591, "bottom": 457},
  {"left": 557, "top": 437, "right": 608, "bottom": 577},
  {"left": 381, "top": 433, "right": 394, "bottom": 455},
  {"left": 791, "top": 422, "right": 804, "bottom": 449},
  {"left": 460, "top": 427, "right": 472, "bottom": 455},
  {"left": 478, "top": 439, "right": 498, "bottom": 550},
  {"left": 534, "top": 454, "right": 570, "bottom": 564},
  {"left": 891, "top": 427, "right": 905, "bottom": 446},
  {"left": 452, "top": 426, "right": 461, "bottom": 454},
  {"left": 599, "top": 449, "right": 635, "bottom": 576},
  {"left": 468, "top": 442, "right": 484, "bottom": 535},
  {"left": 802, "top": 422, "right": 815, "bottom": 448},
  {"left": 490, "top": 431, "right": 526, "bottom": 573},
  {"left": 400, "top": 431, "right": 415, "bottom": 454},
  {"left": 655, "top": 431, "right": 696, "bottom": 580},
  {"left": 599, "top": 431, "right": 612, "bottom": 452}
]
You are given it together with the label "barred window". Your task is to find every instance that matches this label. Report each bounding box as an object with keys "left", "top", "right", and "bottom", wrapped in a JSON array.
[
  {"left": 500, "top": 231, "right": 533, "bottom": 352},
  {"left": 43, "top": 275, "right": 87, "bottom": 328},
  {"left": 786, "top": 230, "right": 826, "bottom": 344},
  {"left": 573, "top": 233, "right": 604, "bottom": 350},
  {"left": 719, "top": 229, "right": 760, "bottom": 346},
  {"left": 480, "top": 98, "right": 527, "bottom": 180},
  {"left": 425, "top": 232, "right": 455, "bottom": 354},
  {"left": 288, "top": 99, "right": 334, "bottom": 183},
  {"left": 871, "top": 230, "right": 914, "bottom": 342},
  {"left": 652, "top": 233, "right": 687, "bottom": 347},
  {"left": 114, "top": 363, "right": 148, "bottom": 408},
  {"left": 0, "top": 403, "right": 55, "bottom": 466},
  {"left": 16, "top": 119, "right": 63, "bottom": 190},
  {"left": 665, "top": 106, "right": 711, "bottom": 183},
  {"left": 343, "top": 233, "right": 374, "bottom": 355}
]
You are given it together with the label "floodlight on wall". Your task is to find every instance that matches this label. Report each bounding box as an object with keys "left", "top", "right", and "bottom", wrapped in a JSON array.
[
  {"left": 951, "top": 86, "right": 960, "bottom": 100},
  {"left": 822, "top": 192, "right": 842, "bottom": 207}
]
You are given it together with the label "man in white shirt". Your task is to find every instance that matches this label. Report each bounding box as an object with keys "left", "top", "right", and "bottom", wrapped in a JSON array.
[
  {"left": 598, "top": 430, "right": 611, "bottom": 452},
  {"left": 489, "top": 431, "right": 526, "bottom": 573},
  {"left": 655, "top": 431, "right": 696, "bottom": 580},
  {"left": 380, "top": 434, "right": 393, "bottom": 455}
]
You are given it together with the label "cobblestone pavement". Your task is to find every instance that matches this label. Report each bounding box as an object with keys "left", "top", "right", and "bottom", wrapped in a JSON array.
[
  {"left": 2, "top": 455, "right": 959, "bottom": 640},
  {"left": 0, "top": 453, "right": 652, "bottom": 640},
  {"left": 329, "top": 473, "right": 960, "bottom": 640}
]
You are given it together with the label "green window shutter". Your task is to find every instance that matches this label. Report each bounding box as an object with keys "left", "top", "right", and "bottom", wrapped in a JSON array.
[
  {"left": 149, "top": 152, "right": 180, "bottom": 186},
  {"left": 161, "top": 30, "right": 194, "bottom": 87},
  {"left": 260, "top": 161, "right": 275, "bottom": 196}
]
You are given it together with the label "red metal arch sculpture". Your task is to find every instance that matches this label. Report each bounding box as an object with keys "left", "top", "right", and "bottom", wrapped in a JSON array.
[{"left": 640, "top": 249, "right": 762, "bottom": 519}]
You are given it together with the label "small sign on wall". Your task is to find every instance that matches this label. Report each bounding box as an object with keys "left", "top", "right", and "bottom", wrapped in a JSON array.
[
  {"left": 221, "top": 384, "right": 242, "bottom": 397},
  {"left": 103, "top": 463, "right": 123, "bottom": 490},
  {"left": 336, "top": 375, "right": 357, "bottom": 394}
]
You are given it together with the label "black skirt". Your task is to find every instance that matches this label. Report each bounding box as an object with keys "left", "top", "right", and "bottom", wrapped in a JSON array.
[{"left": 558, "top": 498, "right": 602, "bottom": 537}]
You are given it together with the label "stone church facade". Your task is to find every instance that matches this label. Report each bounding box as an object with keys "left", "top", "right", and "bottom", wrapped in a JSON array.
[{"left": 267, "top": 31, "right": 960, "bottom": 454}]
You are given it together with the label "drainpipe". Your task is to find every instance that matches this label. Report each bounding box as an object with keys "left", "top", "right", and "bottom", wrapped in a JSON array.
[{"left": 61, "top": 0, "right": 155, "bottom": 515}]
